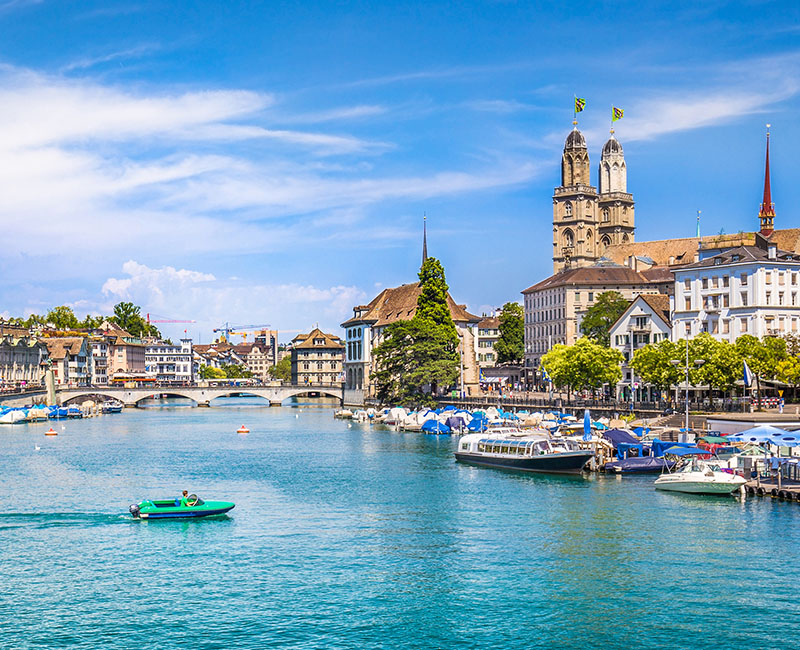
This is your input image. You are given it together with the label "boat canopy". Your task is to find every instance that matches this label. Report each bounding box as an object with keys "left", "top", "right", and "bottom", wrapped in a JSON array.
[
  {"left": 663, "top": 446, "right": 711, "bottom": 456},
  {"left": 602, "top": 428, "right": 639, "bottom": 449}
]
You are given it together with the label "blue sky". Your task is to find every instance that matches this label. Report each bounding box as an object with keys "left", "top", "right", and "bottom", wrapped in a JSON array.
[{"left": 1, "top": 0, "right": 799, "bottom": 342}]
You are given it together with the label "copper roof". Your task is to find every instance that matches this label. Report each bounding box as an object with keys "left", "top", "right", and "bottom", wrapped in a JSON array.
[{"left": 342, "top": 282, "right": 480, "bottom": 327}]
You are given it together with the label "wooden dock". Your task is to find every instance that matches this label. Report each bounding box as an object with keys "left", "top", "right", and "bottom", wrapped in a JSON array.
[{"left": 744, "top": 479, "right": 800, "bottom": 502}]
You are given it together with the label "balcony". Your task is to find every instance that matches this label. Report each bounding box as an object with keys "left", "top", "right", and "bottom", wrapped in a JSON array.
[{"left": 627, "top": 322, "right": 651, "bottom": 333}]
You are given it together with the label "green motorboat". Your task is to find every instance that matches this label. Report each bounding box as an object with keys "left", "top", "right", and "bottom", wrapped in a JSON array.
[{"left": 129, "top": 494, "right": 235, "bottom": 519}]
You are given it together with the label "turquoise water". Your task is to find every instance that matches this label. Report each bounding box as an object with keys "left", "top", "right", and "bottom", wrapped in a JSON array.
[{"left": 1, "top": 400, "right": 799, "bottom": 649}]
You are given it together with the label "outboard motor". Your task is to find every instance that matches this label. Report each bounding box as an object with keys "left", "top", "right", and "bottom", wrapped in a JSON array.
[{"left": 129, "top": 504, "right": 140, "bottom": 518}]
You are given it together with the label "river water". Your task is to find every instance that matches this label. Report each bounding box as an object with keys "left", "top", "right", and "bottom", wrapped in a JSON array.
[{"left": 1, "top": 399, "right": 798, "bottom": 649}]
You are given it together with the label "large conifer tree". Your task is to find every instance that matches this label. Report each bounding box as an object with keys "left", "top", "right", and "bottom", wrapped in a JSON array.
[{"left": 374, "top": 257, "right": 460, "bottom": 405}]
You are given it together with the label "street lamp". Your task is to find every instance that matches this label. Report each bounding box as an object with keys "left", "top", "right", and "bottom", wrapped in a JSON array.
[{"left": 671, "top": 355, "right": 705, "bottom": 435}]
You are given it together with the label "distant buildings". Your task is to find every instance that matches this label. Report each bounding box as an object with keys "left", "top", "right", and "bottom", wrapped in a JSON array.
[
  {"left": 290, "top": 328, "right": 343, "bottom": 385},
  {"left": 44, "top": 337, "right": 90, "bottom": 386}
]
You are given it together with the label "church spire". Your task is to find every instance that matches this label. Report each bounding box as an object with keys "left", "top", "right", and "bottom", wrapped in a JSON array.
[
  {"left": 759, "top": 124, "right": 775, "bottom": 236},
  {"left": 422, "top": 213, "right": 428, "bottom": 264}
]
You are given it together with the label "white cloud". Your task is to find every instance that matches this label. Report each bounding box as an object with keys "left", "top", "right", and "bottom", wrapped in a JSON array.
[{"left": 98, "top": 261, "right": 366, "bottom": 337}]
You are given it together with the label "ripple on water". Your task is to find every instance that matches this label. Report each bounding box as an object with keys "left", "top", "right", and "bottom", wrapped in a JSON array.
[{"left": 0, "top": 405, "right": 798, "bottom": 649}]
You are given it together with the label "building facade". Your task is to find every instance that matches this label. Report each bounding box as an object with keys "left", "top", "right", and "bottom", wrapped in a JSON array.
[
  {"left": 476, "top": 315, "right": 500, "bottom": 367},
  {"left": 522, "top": 264, "right": 665, "bottom": 383},
  {"left": 44, "top": 337, "right": 90, "bottom": 386},
  {"left": 608, "top": 294, "right": 672, "bottom": 400},
  {"left": 145, "top": 339, "right": 194, "bottom": 384},
  {"left": 291, "top": 328, "right": 343, "bottom": 385},
  {"left": 89, "top": 338, "right": 109, "bottom": 386},
  {"left": 0, "top": 336, "right": 48, "bottom": 387}
]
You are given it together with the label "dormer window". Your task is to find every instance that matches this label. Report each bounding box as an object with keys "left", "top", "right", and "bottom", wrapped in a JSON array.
[
  {"left": 714, "top": 257, "right": 722, "bottom": 266},
  {"left": 314, "top": 338, "right": 324, "bottom": 345}
]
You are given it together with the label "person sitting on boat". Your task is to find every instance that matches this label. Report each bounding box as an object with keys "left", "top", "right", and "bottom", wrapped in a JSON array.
[{"left": 180, "top": 490, "right": 189, "bottom": 506}]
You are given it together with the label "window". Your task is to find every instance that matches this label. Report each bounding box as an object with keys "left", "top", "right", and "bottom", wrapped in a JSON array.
[
  {"left": 793, "top": 293, "right": 798, "bottom": 306},
  {"left": 740, "top": 318, "right": 748, "bottom": 333},
  {"left": 588, "top": 292, "right": 594, "bottom": 301},
  {"left": 602, "top": 208, "right": 610, "bottom": 222},
  {"left": 575, "top": 291, "right": 580, "bottom": 301},
  {"left": 766, "top": 292, "right": 772, "bottom": 305},
  {"left": 780, "top": 272, "right": 786, "bottom": 285},
  {"left": 684, "top": 279, "right": 691, "bottom": 291},
  {"left": 766, "top": 271, "right": 772, "bottom": 283},
  {"left": 722, "top": 319, "right": 730, "bottom": 334},
  {"left": 723, "top": 294, "right": 729, "bottom": 308},
  {"left": 723, "top": 276, "right": 729, "bottom": 287},
  {"left": 741, "top": 274, "right": 748, "bottom": 286},
  {"left": 741, "top": 293, "right": 748, "bottom": 306},
  {"left": 564, "top": 202, "right": 573, "bottom": 217},
  {"left": 779, "top": 292, "right": 785, "bottom": 305},
  {"left": 702, "top": 278, "right": 708, "bottom": 289}
]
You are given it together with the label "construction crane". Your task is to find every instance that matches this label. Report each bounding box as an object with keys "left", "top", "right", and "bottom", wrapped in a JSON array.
[
  {"left": 146, "top": 313, "right": 196, "bottom": 325},
  {"left": 213, "top": 323, "right": 271, "bottom": 342}
]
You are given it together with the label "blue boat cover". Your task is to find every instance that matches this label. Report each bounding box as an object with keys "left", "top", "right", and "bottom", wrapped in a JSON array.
[
  {"left": 421, "top": 419, "right": 450, "bottom": 433},
  {"left": 602, "top": 428, "right": 639, "bottom": 449},
  {"left": 650, "top": 439, "right": 694, "bottom": 457}
]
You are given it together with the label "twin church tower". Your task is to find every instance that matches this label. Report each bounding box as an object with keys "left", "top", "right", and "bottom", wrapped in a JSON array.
[{"left": 552, "top": 126, "right": 635, "bottom": 272}]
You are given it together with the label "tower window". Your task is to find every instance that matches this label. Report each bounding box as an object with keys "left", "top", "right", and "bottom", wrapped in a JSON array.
[
  {"left": 602, "top": 208, "right": 609, "bottom": 222},
  {"left": 564, "top": 202, "right": 572, "bottom": 217}
]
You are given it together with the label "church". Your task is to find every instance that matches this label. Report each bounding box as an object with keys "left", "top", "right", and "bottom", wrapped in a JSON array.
[{"left": 523, "top": 123, "right": 800, "bottom": 384}]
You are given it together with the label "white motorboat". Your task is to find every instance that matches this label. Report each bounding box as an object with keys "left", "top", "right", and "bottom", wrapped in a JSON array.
[{"left": 654, "top": 447, "right": 746, "bottom": 495}]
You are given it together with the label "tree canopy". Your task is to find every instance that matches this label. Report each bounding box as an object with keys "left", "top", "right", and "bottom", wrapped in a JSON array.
[
  {"left": 579, "top": 291, "right": 630, "bottom": 346},
  {"left": 269, "top": 356, "right": 292, "bottom": 382},
  {"left": 493, "top": 302, "right": 524, "bottom": 364},
  {"left": 373, "top": 257, "right": 459, "bottom": 405},
  {"left": 541, "top": 337, "right": 623, "bottom": 395}
]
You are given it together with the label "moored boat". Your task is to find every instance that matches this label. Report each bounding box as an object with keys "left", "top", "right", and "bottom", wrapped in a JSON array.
[
  {"left": 129, "top": 494, "right": 235, "bottom": 519},
  {"left": 654, "top": 447, "right": 746, "bottom": 495},
  {"left": 455, "top": 431, "right": 593, "bottom": 474}
]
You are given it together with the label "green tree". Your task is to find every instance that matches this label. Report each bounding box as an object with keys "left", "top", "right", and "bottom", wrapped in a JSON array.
[
  {"left": 269, "top": 356, "right": 292, "bottom": 382},
  {"left": 493, "top": 302, "right": 524, "bottom": 364},
  {"left": 111, "top": 302, "right": 160, "bottom": 338},
  {"left": 80, "top": 314, "right": 103, "bottom": 330},
  {"left": 777, "top": 356, "right": 800, "bottom": 400},
  {"left": 541, "top": 337, "right": 623, "bottom": 398},
  {"left": 373, "top": 257, "right": 459, "bottom": 405},
  {"left": 579, "top": 291, "right": 630, "bottom": 346},
  {"left": 630, "top": 339, "right": 682, "bottom": 391},
  {"left": 46, "top": 305, "right": 80, "bottom": 330},
  {"left": 199, "top": 365, "right": 226, "bottom": 379},
  {"left": 735, "top": 335, "right": 788, "bottom": 409},
  {"left": 221, "top": 364, "right": 253, "bottom": 379},
  {"left": 691, "top": 334, "right": 740, "bottom": 392}
]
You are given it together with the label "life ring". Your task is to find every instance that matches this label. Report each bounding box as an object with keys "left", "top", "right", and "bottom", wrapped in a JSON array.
[{"left": 186, "top": 494, "right": 199, "bottom": 507}]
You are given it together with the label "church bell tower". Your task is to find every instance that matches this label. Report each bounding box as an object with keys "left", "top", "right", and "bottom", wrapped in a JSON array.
[{"left": 597, "top": 131, "right": 635, "bottom": 252}]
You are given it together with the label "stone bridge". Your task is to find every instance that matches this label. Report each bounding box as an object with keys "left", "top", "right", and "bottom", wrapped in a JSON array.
[{"left": 56, "top": 384, "right": 343, "bottom": 408}]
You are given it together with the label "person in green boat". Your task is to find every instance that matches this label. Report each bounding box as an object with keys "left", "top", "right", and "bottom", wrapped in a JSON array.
[{"left": 179, "top": 490, "right": 189, "bottom": 506}]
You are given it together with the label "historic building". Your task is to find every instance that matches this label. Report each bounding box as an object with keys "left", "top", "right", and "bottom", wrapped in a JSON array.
[
  {"left": 0, "top": 336, "right": 48, "bottom": 387},
  {"left": 476, "top": 314, "right": 500, "bottom": 367},
  {"left": 553, "top": 127, "right": 635, "bottom": 272},
  {"left": 291, "top": 328, "right": 343, "bottom": 386},
  {"left": 608, "top": 294, "right": 672, "bottom": 400},
  {"left": 44, "top": 337, "right": 90, "bottom": 386},
  {"left": 145, "top": 339, "right": 194, "bottom": 384}
]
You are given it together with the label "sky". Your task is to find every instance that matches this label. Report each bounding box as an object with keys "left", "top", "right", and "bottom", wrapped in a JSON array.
[{"left": 1, "top": 0, "right": 799, "bottom": 343}]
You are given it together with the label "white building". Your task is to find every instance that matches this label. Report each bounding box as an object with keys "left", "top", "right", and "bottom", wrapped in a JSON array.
[
  {"left": 89, "top": 338, "right": 109, "bottom": 386},
  {"left": 145, "top": 338, "right": 194, "bottom": 384},
  {"left": 608, "top": 294, "right": 672, "bottom": 400},
  {"left": 476, "top": 315, "right": 500, "bottom": 367},
  {"left": 672, "top": 240, "right": 800, "bottom": 342}
]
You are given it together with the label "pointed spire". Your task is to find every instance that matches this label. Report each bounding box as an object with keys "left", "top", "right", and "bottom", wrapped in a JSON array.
[
  {"left": 759, "top": 124, "right": 775, "bottom": 236},
  {"left": 422, "top": 213, "right": 428, "bottom": 264}
]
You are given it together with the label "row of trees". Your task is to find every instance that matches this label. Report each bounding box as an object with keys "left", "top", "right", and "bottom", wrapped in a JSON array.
[
  {"left": 4, "top": 302, "right": 161, "bottom": 339},
  {"left": 631, "top": 333, "right": 799, "bottom": 400},
  {"left": 199, "top": 364, "right": 255, "bottom": 380}
]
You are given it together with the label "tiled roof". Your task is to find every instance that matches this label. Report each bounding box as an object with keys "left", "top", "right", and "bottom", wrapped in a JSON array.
[
  {"left": 679, "top": 244, "right": 798, "bottom": 270},
  {"left": 638, "top": 294, "right": 671, "bottom": 325},
  {"left": 342, "top": 282, "right": 480, "bottom": 327},
  {"left": 43, "top": 337, "right": 85, "bottom": 360},
  {"left": 522, "top": 264, "right": 655, "bottom": 294},
  {"left": 477, "top": 316, "right": 500, "bottom": 328},
  {"left": 293, "top": 327, "right": 343, "bottom": 349}
]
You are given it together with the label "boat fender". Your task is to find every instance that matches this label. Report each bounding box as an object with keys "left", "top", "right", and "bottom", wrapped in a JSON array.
[
  {"left": 756, "top": 487, "right": 766, "bottom": 497},
  {"left": 129, "top": 504, "right": 140, "bottom": 518}
]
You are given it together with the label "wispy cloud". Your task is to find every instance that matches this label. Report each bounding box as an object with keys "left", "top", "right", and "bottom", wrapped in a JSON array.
[
  {"left": 60, "top": 44, "right": 161, "bottom": 73},
  {"left": 0, "top": 0, "right": 43, "bottom": 13},
  {"left": 338, "top": 61, "right": 533, "bottom": 88}
]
